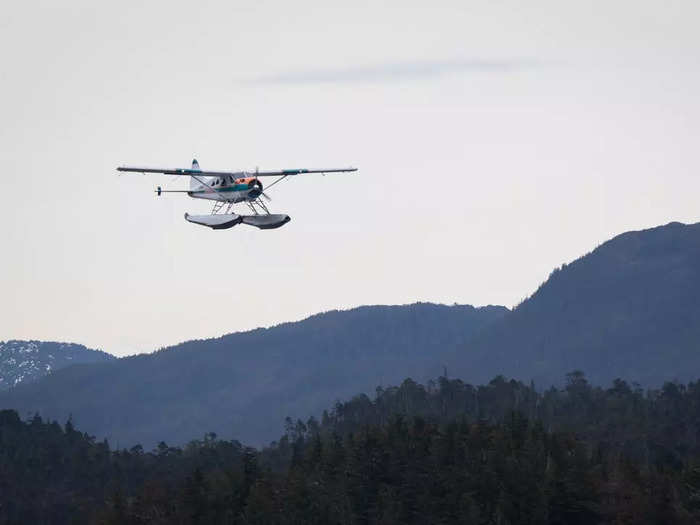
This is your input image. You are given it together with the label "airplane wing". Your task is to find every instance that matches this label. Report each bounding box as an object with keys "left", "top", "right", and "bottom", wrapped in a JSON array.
[
  {"left": 253, "top": 167, "right": 358, "bottom": 177},
  {"left": 117, "top": 166, "right": 357, "bottom": 177},
  {"left": 116, "top": 166, "right": 242, "bottom": 177}
]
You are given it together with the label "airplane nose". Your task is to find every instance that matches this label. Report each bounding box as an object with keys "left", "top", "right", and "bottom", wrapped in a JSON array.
[{"left": 248, "top": 180, "right": 263, "bottom": 198}]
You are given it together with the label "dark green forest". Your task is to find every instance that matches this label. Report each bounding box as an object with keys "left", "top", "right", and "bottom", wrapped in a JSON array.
[{"left": 4, "top": 372, "right": 700, "bottom": 524}]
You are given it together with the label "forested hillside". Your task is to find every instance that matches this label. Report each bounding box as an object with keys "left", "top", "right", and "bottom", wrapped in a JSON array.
[
  {"left": 0, "top": 303, "right": 506, "bottom": 447},
  {"left": 4, "top": 222, "right": 700, "bottom": 449},
  {"left": 3, "top": 373, "right": 700, "bottom": 524},
  {"left": 4, "top": 222, "right": 700, "bottom": 450},
  {"left": 453, "top": 221, "right": 700, "bottom": 386}
]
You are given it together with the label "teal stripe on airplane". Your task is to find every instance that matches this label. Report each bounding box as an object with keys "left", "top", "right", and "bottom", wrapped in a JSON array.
[{"left": 193, "top": 184, "right": 250, "bottom": 193}]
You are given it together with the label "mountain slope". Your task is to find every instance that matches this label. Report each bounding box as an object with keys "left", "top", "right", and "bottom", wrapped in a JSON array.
[
  {"left": 452, "top": 221, "right": 700, "bottom": 386},
  {"left": 0, "top": 303, "right": 506, "bottom": 447},
  {"left": 0, "top": 341, "right": 114, "bottom": 391},
  {"left": 5, "top": 221, "right": 700, "bottom": 449}
]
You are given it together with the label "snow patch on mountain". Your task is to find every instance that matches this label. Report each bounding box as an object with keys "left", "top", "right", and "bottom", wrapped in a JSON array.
[{"left": 0, "top": 340, "right": 115, "bottom": 391}]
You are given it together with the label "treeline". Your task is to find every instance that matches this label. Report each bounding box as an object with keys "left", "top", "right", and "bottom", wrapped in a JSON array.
[{"left": 3, "top": 373, "right": 700, "bottom": 523}]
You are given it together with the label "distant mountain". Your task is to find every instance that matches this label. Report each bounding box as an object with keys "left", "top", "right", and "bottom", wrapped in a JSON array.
[
  {"left": 5, "top": 221, "right": 700, "bottom": 449},
  {"left": 0, "top": 303, "right": 506, "bottom": 447},
  {"left": 0, "top": 341, "right": 114, "bottom": 391},
  {"left": 451, "top": 221, "right": 700, "bottom": 387}
]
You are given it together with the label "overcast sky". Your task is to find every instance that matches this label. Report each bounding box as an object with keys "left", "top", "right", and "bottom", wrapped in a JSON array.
[{"left": 2, "top": 0, "right": 699, "bottom": 356}]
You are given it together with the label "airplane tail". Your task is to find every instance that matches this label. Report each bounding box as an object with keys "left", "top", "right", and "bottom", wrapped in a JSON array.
[{"left": 190, "top": 159, "right": 201, "bottom": 190}]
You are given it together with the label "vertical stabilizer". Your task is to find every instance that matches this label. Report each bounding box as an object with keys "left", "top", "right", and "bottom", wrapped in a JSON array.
[{"left": 190, "top": 159, "right": 201, "bottom": 190}]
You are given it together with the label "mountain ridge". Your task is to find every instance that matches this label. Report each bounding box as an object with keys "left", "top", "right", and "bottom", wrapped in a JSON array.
[
  {"left": 450, "top": 221, "right": 700, "bottom": 386},
  {"left": 4, "top": 221, "right": 700, "bottom": 447},
  {"left": 0, "top": 303, "right": 507, "bottom": 447}
]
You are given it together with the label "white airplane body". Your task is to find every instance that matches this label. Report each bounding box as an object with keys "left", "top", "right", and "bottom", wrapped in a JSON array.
[{"left": 118, "top": 159, "right": 357, "bottom": 230}]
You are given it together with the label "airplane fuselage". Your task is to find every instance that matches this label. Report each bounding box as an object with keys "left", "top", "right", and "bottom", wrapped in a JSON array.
[{"left": 189, "top": 176, "right": 263, "bottom": 203}]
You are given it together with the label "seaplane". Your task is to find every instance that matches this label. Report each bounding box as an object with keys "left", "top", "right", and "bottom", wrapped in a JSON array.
[{"left": 117, "top": 159, "right": 357, "bottom": 230}]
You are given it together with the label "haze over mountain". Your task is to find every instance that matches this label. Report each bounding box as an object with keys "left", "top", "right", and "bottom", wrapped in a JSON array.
[
  {"left": 0, "top": 304, "right": 506, "bottom": 447},
  {"left": 451, "top": 221, "right": 700, "bottom": 387},
  {"left": 0, "top": 341, "right": 114, "bottom": 391},
  {"left": 3, "top": 221, "right": 700, "bottom": 448}
]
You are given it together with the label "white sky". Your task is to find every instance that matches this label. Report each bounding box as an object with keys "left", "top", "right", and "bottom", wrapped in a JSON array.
[{"left": 2, "top": 0, "right": 699, "bottom": 356}]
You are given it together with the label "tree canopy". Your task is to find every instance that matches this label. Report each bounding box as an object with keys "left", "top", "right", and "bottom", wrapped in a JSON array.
[{"left": 3, "top": 372, "right": 700, "bottom": 523}]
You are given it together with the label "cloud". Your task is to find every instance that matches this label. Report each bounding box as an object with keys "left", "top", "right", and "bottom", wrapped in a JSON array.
[{"left": 249, "top": 58, "right": 543, "bottom": 85}]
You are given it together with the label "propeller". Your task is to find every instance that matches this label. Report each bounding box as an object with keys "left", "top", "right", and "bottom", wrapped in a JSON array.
[{"left": 247, "top": 179, "right": 271, "bottom": 201}]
